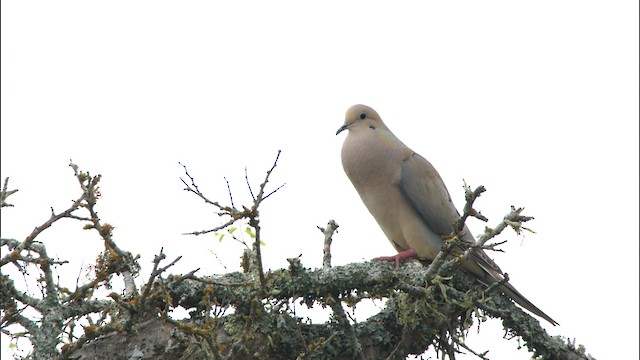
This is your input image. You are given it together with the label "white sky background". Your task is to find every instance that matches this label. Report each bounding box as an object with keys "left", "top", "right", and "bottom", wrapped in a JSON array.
[{"left": 1, "top": 1, "right": 638, "bottom": 359}]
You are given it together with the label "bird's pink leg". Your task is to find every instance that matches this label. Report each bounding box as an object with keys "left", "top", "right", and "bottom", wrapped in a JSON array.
[{"left": 373, "top": 249, "right": 418, "bottom": 269}]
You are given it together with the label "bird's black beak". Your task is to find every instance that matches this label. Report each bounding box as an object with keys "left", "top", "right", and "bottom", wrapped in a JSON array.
[{"left": 336, "top": 123, "right": 350, "bottom": 135}]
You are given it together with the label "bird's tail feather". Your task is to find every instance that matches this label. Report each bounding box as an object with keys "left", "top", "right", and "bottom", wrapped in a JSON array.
[
  {"left": 499, "top": 281, "right": 559, "bottom": 326},
  {"left": 462, "top": 255, "right": 559, "bottom": 326}
]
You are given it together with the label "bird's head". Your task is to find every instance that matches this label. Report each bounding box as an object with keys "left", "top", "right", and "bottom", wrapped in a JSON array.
[{"left": 336, "top": 104, "right": 385, "bottom": 135}]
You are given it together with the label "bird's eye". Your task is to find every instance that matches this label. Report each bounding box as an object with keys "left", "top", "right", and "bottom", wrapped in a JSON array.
[{"left": 359, "top": 112, "right": 367, "bottom": 120}]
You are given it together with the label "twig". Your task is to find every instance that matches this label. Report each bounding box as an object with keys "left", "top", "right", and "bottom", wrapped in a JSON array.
[
  {"left": 222, "top": 177, "right": 234, "bottom": 209},
  {"left": 452, "top": 336, "right": 490, "bottom": 360},
  {"left": 182, "top": 151, "right": 285, "bottom": 293},
  {"left": 245, "top": 167, "right": 255, "bottom": 201},
  {"left": 455, "top": 182, "right": 488, "bottom": 233},
  {"left": 249, "top": 150, "right": 283, "bottom": 290},
  {"left": 318, "top": 220, "right": 339, "bottom": 270},
  {"left": 0, "top": 197, "right": 84, "bottom": 267},
  {"left": 1, "top": 177, "right": 18, "bottom": 207},
  {"left": 426, "top": 184, "right": 488, "bottom": 278},
  {"left": 326, "top": 294, "right": 363, "bottom": 359}
]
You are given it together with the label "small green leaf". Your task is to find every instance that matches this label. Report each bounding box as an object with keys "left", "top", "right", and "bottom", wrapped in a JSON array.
[
  {"left": 228, "top": 227, "right": 237, "bottom": 234},
  {"left": 245, "top": 227, "right": 256, "bottom": 239}
]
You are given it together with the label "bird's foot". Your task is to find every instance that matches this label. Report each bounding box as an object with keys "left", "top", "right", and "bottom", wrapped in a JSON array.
[{"left": 373, "top": 249, "right": 418, "bottom": 269}]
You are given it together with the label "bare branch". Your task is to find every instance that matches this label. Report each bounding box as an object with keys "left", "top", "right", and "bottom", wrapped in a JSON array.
[
  {"left": 245, "top": 167, "right": 255, "bottom": 201},
  {"left": 1, "top": 161, "right": 593, "bottom": 360},
  {"left": 1, "top": 177, "right": 18, "bottom": 207},
  {"left": 318, "top": 220, "right": 339, "bottom": 270},
  {"left": 224, "top": 176, "right": 235, "bottom": 209},
  {"left": 0, "top": 196, "right": 84, "bottom": 267}
]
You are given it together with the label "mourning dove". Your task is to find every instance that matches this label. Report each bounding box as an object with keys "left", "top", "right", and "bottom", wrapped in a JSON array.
[{"left": 337, "top": 104, "right": 558, "bottom": 326}]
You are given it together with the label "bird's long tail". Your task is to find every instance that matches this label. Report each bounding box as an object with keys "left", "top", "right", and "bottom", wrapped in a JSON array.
[
  {"left": 461, "top": 254, "right": 559, "bottom": 326},
  {"left": 499, "top": 281, "right": 559, "bottom": 326}
]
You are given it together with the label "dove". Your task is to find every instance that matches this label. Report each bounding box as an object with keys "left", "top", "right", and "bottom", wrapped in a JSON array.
[{"left": 337, "top": 104, "right": 558, "bottom": 326}]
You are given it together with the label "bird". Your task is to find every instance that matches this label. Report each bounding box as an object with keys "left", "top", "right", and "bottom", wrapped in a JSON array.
[{"left": 336, "top": 104, "right": 558, "bottom": 326}]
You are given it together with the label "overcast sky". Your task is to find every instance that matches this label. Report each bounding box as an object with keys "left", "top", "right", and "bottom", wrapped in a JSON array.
[{"left": 1, "top": 2, "right": 638, "bottom": 359}]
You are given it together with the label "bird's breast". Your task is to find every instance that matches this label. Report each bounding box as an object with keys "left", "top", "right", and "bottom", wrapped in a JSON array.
[{"left": 340, "top": 133, "right": 402, "bottom": 188}]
